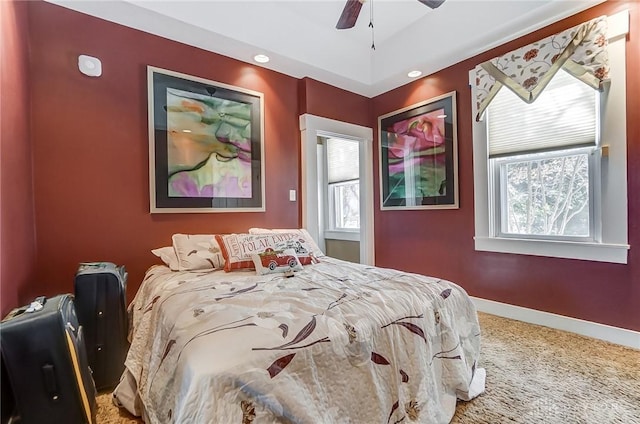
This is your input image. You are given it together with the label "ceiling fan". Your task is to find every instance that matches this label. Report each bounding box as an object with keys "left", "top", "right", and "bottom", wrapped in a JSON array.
[{"left": 336, "top": 0, "right": 446, "bottom": 30}]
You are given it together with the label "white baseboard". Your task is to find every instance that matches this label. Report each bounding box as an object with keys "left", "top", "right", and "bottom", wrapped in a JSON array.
[{"left": 471, "top": 297, "right": 640, "bottom": 350}]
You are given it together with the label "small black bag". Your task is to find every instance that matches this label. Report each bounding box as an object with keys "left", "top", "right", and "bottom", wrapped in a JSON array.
[{"left": 74, "top": 262, "right": 129, "bottom": 390}]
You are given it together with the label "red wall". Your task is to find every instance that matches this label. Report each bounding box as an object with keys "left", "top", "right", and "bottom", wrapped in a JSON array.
[
  {"left": 372, "top": 1, "right": 640, "bottom": 331},
  {"left": 298, "top": 77, "right": 372, "bottom": 128},
  {"left": 27, "top": 2, "right": 303, "bottom": 302},
  {"left": 0, "top": 0, "right": 37, "bottom": 316}
]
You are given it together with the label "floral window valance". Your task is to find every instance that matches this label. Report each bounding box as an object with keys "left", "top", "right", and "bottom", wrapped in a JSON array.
[{"left": 474, "top": 15, "right": 609, "bottom": 121}]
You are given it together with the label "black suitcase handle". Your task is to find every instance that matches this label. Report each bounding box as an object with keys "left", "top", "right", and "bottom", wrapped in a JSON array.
[{"left": 41, "top": 364, "right": 60, "bottom": 401}]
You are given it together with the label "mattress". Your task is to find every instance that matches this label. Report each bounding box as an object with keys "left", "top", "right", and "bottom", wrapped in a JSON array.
[{"left": 114, "top": 257, "right": 485, "bottom": 423}]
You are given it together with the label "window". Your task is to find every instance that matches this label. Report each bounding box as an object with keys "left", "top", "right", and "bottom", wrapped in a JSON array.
[
  {"left": 487, "top": 70, "right": 599, "bottom": 242},
  {"left": 330, "top": 180, "right": 360, "bottom": 230},
  {"left": 326, "top": 138, "right": 360, "bottom": 231},
  {"left": 496, "top": 150, "right": 592, "bottom": 239},
  {"left": 471, "top": 11, "right": 629, "bottom": 264}
]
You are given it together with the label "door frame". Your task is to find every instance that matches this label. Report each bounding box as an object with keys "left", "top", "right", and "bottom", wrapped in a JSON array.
[{"left": 299, "top": 114, "right": 375, "bottom": 265}]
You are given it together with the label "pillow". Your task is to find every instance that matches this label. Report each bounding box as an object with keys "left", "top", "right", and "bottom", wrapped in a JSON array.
[
  {"left": 151, "top": 246, "right": 179, "bottom": 271},
  {"left": 252, "top": 248, "right": 303, "bottom": 275},
  {"left": 172, "top": 234, "right": 224, "bottom": 271},
  {"left": 247, "top": 228, "right": 325, "bottom": 258},
  {"left": 216, "top": 233, "right": 320, "bottom": 272}
]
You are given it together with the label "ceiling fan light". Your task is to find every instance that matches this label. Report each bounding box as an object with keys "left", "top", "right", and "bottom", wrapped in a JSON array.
[
  {"left": 254, "top": 54, "right": 270, "bottom": 63},
  {"left": 407, "top": 70, "right": 422, "bottom": 78}
]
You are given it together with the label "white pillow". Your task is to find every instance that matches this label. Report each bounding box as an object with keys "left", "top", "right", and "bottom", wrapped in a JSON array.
[
  {"left": 247, "top": 228, "right": 325, "bottom": 258},
  {"left": 151, "top": 246, "right": 179, "bottom": 271},
  {"left": 172, "top": 234, "right": 224, "bottom": 271},
  {"left": 252, "top": 248, "right": 303, "bottom": 275}
]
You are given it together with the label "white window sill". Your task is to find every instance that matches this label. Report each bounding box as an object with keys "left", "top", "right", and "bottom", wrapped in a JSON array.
[
  {"left": 474, "top": 236, "right": 629, "bottom": 264},
  {"left": 324, "top": 230, "right": 360, "bottom": 242}
]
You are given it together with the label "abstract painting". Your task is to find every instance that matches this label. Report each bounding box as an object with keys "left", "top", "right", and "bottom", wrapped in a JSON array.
[
  {"left": 378, "top": 91, "right": 458, "bottom": 210},
  {"left": 148, "top": 67, "right": 264, "bottom": 212}
]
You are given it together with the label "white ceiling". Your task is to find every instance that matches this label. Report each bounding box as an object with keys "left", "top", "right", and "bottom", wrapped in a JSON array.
[{"left": 49, "top": 0, "right": 605, "bottom": 97}]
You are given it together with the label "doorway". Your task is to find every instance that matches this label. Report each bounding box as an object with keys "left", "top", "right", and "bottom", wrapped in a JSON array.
[{"left": 299, "top": 114, "right": 374, "bottom": 265}]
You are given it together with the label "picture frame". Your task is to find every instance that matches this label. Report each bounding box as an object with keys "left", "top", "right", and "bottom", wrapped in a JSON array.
[
  {"left": 148, "top": 66, "right": 265, "bottom": 213},
  {"left": 378, "top": 91, "right": 458, "bottom": 210}
]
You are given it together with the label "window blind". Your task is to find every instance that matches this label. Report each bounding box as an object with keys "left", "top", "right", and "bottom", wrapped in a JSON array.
[
  {"left": 487, "top": 70, "right": 598, "bottom": 158},
  {"left": 326, "top": 138, "right": 359, "bottom": 184}
]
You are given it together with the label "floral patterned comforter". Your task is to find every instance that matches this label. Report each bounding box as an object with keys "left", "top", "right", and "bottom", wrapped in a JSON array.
[{"left": 115, "top": 257, "right": 484, "bottom": 423}]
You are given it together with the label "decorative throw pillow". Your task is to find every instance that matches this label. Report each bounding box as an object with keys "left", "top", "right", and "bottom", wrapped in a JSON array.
[
  {"left": 215, "top": 233, "right": 320, "bottom": 272},
  {"left": 172, "top": 234, "right": 224, "bottom": 271},
  {"left": 252, "top": 248, "right": 303, "bottom": 275},
  {"left": 151, "top": 246, "right": 180, "bottom": 271},
  {"left": 247, "top": 228, "right": 325, "bottom": 258}
]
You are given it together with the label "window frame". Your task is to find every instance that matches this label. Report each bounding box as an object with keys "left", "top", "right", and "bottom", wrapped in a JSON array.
[
  {"left": 470, "top": 11, "right": 629, "bottom": 264},
  {"left": 318, "top": 136, "right": 362, "bottom": 243}
]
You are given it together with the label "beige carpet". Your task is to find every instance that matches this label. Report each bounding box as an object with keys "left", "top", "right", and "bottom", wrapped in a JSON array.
[{"left": 96, "top": 312, "right": 640, "bottom": 423}]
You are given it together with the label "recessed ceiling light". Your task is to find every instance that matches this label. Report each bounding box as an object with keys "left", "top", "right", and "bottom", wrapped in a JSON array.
[
  {"left": 254, "top": 54, "right": 270, "bottom": 63},
  {"left": 182, "top": 129, "right": 192, "bottom": 133},
  {"left": 407, "top": 70, "right": 422, "bottom": 78}
]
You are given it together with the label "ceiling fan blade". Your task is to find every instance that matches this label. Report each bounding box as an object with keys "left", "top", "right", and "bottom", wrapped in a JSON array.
[
  {"left": 417, "top": 0, "right": 446, "bottom": 9},
  {"left": 336, "top": 0, "right": 364, "bottom": 30}
]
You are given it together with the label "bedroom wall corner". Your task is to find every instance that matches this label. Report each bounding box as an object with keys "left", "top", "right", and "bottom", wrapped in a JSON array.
[
  {"left": 297, "top": 78, "right": 375, "bottom": 263},
  {"left": 298, "top": 77, "right": 373, "bottom": 129},
  {"left": 0, "top": 0, "right": 37, "bottom": 317}
]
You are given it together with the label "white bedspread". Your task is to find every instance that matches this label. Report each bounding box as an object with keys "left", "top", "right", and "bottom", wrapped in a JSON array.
[{"left": 115, "top": 257, "right": 484, "bottom": 423}]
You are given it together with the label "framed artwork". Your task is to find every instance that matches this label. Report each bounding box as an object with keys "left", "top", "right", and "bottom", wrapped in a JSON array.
[
  {"left": 148, "top": 66, "right": 265, "bottom": 213},
  {"left": 378, "top": 91, "right": 458, "bottom": 210}
]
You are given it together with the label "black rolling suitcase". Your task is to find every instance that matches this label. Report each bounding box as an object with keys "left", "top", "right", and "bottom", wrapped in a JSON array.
[
  {"left": 0, "top": 294, "right": 96, "bottom": 424},
  {"left": 74, "top": 262, "right": 128, "bottom": 390}
]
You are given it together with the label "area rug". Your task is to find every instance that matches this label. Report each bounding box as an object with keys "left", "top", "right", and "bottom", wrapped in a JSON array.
[{"left": 96, "top": 312, "right": 640, "bottom": 423}]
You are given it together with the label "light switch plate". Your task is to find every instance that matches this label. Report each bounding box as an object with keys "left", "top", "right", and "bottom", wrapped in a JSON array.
[{"left": 289, "top": 190, "right": 296, "bottom": 201}]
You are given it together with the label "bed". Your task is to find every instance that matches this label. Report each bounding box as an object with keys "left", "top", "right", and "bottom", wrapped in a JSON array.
[{"left": 114, "top": 231, "right": 485, "bottom": 423}]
